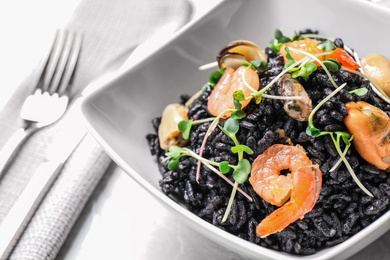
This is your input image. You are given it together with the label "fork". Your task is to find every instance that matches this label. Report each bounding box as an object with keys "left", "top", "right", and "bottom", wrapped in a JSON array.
[{"left": 0, "top": 30, "right": 82, "bottom": 179}]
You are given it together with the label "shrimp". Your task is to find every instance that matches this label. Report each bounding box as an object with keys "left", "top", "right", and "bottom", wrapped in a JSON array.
[
  {"left": 344, "top": 101, "right": 390, "bottom": 170},
  {"left": 207, "top": 66, "right": 259, "bottom": 119},
  {"left": 249, "top": 144, "right": 322, "bottom": 237},
  {"left": 280, "top": 38, "right": 360, "bottom": 70}
]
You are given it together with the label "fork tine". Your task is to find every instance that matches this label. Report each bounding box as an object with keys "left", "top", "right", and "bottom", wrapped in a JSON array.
[
  {"left": 56, "top": 32, "right": 82, "bottom": 96},
  {"left": 34, "top": 31, "right": 59, "bottom": 93},
  {"left": 41, "top": 31, "right": 67, "bottom": 93},
  {"left": 48, "top": 31, "right": 73, "bottom": 95}
]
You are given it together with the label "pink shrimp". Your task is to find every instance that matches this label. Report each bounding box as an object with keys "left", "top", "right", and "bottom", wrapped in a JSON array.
[
  {"left": 207, "top": 66, "right": 259, "bottom": 119},
  {"left": 249, "top": 144, "right": 322, "bottom": 237}
]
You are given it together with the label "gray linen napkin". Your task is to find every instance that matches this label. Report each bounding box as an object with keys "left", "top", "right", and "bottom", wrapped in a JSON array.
[{"left": 0, "top": 0, "right": 191, "bottom": 259}]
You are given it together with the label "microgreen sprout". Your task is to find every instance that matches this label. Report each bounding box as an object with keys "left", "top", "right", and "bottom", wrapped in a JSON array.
[
  {"left": 178, "top": 117, "right": 216, "bottom": 140},
  {"left": 165, "top": 146, "right": 253, "bottom": 201},
  {"left": 342, "top": 66, "right": 390, "bottom": 101},
  {"left": 208, "top": 67, "right": 227, "bottom": 87},
  {"left": 307, "top": 83, "right": 347, "bottom": 137},
  {"left": 292, "top": 62, "right": 317, "bottom": 80},
  {"left": 242, "top": 60, "right": 268, "bottom": 72},
  {"left": 195, "top": 108, "right": 237, "bottom": 182},
  {"left": 329, "top": 133, "right": 373, "bottom": 197},
  {"left": 284, "top": 46, "right": 296, "bottom": 68},
  {"left": 218, "top": 117, "right": 252, "bottom": 222},
  {"left": 232, "top": 93, "right": 247, "bottom": 119},
  {"left": 305, "top": 83, "right": 373, "bottom": 197},
  {"left": 241, "top": 63, "right": 262, "bottom": 93},
  {"left": 250, "top": 50, "right": 335, "bottom": 104},
  {"left": 269, "top": 29, "right": 299, "bottom": 54},
  {"left": 317, "top": 40, "right": 336, "bottom": 52},
  {"left": 287, "top": 47, "right": 339, "bottom": 88},
  {"left": 323, "top": 59, "right": 341, "bottom": 72},
  {"left": 349, "top": 87, "right": 368, "bottom": 97},
  {"left": 269, "top": 29, "right": 292, "bottom": 54},
  {"left": 219, "top": 161, "right": 230, "bottom": 174}
]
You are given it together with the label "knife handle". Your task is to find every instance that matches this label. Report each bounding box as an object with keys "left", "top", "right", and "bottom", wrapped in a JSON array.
[
  {"left": 0, "top": 128, "right": 32, "bottom": 180},
  {"left": 0, "top": 160, "right": 63, "bottom": 260}
]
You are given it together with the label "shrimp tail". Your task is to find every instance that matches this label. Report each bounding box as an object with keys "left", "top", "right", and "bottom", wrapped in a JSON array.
[{"left": 256, "top": 165, "right": 322, "bottom": 238}]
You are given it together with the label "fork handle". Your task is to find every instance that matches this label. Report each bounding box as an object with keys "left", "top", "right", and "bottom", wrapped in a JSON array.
[{"left": 0, "top": 128, "right": 32, "bottom": 179}]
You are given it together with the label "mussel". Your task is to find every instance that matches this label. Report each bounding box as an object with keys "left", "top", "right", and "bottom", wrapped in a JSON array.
[
  {"left": 277, "top": 74, "right": 313, "bottom": 121},
  {"left": 217, "top": 40, "right": 267, "bottom": 70},
  {"left": 158, "top": 104, "right": 189, "bottom": 150},
  {"left": 361, "top": 53, "right": 390, "bottom": 98}
]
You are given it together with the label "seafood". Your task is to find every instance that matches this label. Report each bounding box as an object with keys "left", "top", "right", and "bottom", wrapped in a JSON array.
[
  {"left": 249, "top": 144, "right": 322, "bottom": 237},
  {"left": 256, "top": 164, "right": 322, "bottom": 237},
  {"left": 217, "top": 40, "right": 267, "bottom": 70},
  {"left": 361, "top": 53, "right": 390, "bottom": 97},
  {"left": 148, "top": 29, "right": 390, "bottom": 255},
  {"left": 279, "top": 38, "right": 360, "bottom": 70},
  {"left": 158, "top": 104, "right": 189, "bottom": 150},
  {"left": 207, "top": 66, "right": 259, "bottom": 118},
  {"left": 277, "top": 73, "right": 313, "bottom": 121},
  {"left": 344, "top": 101, "right": 390, "bottom": 170}
]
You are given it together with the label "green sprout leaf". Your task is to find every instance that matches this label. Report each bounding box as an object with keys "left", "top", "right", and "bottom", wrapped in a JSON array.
[
  {"left": 253, "top": 93, "right": 263, "bottom": 104},
  {"left": 241, "top": 62, "right": 250, "bottom": 67},
  {"left": 231, "top": 145, "right": 254, "bottom": 155},
  {"left": 275, "top": 29, "right": 292, "bottom": 43},
  {"left": 233, "top": 99, "right": 242, "bottom": 111},
  {"left": 224, "top": 118, "right": 239, "bottom": 136},
  {"left": 167, "top": 158, "right": 180, "bottom": 171},
  {"left": 306, "top": 125, "right": 321, "bottom": 137},
  {"left": 284, "top": 47, "right": 296, "bottom": 68},
  {"left": 291, "top": 31, "right": 305, "bottom": 41},
  {"left": 269, "top": 29, "right": 292, "bottom": 54},
  {"left": 317, "top": 40, "right": 336, "bottom": 52},
  {"left": 250, "top": 60, "right": 268, "bottom": 72},
  {"left": 335, "top": 131, "right": 352, "bottom": 146},
  {"left": 349, "top": 87, "right": 368, "bottom": 96},
  {"left": 208, "top": 68, "right": 226, "bottom": 87},
  {"left": 233, "top": 159, "right": 251, "bottom": 184},
  {"left": 178, "top": 120, "right": 194, "bottom": 140},
  {"left": 233, "top": 90, "right": 247, "bottom": 101},
  {"left": 292, "top": 62, "right": 317, "bottom": 80},
  {"left": 201, "top": 83, "right": 208, "bottom": 93},
  {"left": 323, "top": 59, "right": 341, "bottom": 72},
  {"left": 230, "top": 110, "right": 246, "bottom": 120},
  {"left": 165, "top": 145, "right": 182, "bottom": 158},
  {"left": 218, "top": 118, "right": 240, "bottom": 139},
  {"left": 219, "top": 161, "right": 231, "bottom": 174}
]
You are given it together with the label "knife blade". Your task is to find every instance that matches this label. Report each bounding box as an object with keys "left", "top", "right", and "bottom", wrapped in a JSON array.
[{"left": 0, "top": 99, "right": 87, "bottom": 260}]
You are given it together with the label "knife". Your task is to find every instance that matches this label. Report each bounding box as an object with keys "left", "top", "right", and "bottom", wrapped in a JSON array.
[
  {"left": 0, "top": 26, "right": 177, "bottom": 258},
  {"left": 0, "top": 99, "right": 87, "bottom": 260}
]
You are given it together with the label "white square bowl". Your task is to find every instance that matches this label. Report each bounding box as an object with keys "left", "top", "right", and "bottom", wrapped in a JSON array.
[{"left": 81, "top": 0, "right": 390, "bottom": 259}]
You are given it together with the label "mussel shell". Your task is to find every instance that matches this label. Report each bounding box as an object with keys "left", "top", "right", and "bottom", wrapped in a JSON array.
[
  {"left": 217, "top": 40, "right": 266, "bottom": 69},
  {"left": 347, "top": 46, "right": 390, "bottom": 104}
]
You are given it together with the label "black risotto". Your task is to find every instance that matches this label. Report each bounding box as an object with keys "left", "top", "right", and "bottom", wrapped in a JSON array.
[{"left": 146, "top": 33, "right": 390, "bottom": 255}]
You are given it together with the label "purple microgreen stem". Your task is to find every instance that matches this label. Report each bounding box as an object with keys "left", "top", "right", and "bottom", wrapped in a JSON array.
[
  {"left": 178, "top": 148, "right": 252, "bottom": 201},
  {"left": 196, "top": 109, "right": 235, "bottom": 183}
]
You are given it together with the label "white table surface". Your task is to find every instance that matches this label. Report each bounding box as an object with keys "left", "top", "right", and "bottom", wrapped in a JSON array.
[{"left": 2, "top": 0, "right": 390, "bottom": 259}]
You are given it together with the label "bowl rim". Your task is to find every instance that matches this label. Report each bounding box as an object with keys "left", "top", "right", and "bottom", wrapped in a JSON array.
[{"left": 80, "top": 0, "right": 390, "bottom": 259}]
